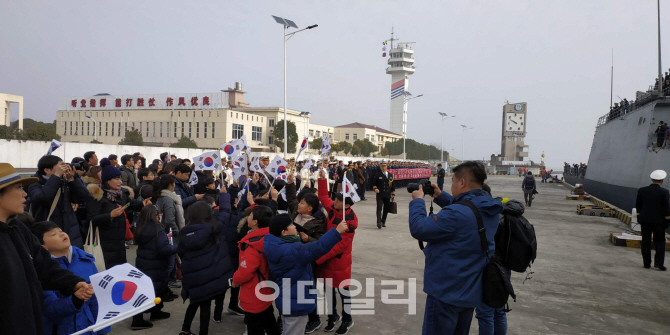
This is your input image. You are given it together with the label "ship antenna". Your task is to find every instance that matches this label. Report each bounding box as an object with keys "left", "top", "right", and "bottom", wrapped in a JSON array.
[
  {"left": 657, "top": 0, "right": 663, "bottom": 96},
  {"left": 610, "top": 48, "right": 614, "bottom": 108}
]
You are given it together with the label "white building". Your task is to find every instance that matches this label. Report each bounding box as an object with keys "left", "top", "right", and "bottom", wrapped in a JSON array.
[
  {"left": 333, "top": 122, "right": 402, "bottom": 152},
  {"left": 1, "top": 93, "right": 24, "bottom": 129},
  {"left": 386, "top": 35, "right": 415, "bottom": 137}
]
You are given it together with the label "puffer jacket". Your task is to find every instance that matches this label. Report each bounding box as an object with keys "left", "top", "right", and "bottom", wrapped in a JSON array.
[
  {"left": 286, "top": 182, "right": 326, "bottom": 242},
  {"left": 216, "top": 193, "right": 242, "bottom": 268},
  {"left": 316, "top": 178, "right": 357, "bottom": 287},
  {"left": 135, "top": 223, "right": 176, "bottom": 296},
  {"left": 174, "top": 178, "right": 196, "bottom": 209},
  {"left": 28, "top": 173, "right": 89, "bottom": 248},
  {"left": 178, "top": 221, "right": 234, "bottom": 304},
  {"left": 409, "top": 189, "right": 504, "bottom": 308},
  {"left": 86, "top": 185, "right": 144, "bottom": 269},
  {"left": 232, "top": 227, "right": 273, "bottom": 313},
  {"left": 264, "top": 229, "right": 342, "bottom": 317},
  {"left": 42, "top": 246, "right": 110, "bottom": 335},
  {"left": 522, "top": 175, "right": 536, "bottom": 191}
]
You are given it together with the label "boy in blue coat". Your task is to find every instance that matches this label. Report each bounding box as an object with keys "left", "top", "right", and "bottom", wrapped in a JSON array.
[
  {"left": 264, "top": 214, "right": 349, "bottom": 335},
  {"left": 30, "top": 221, "right": 110, "bottom": 335}
]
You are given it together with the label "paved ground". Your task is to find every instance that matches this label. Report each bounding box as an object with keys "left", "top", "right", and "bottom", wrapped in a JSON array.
[{"left": 113, "top": 176, "right": 670, "bottom": 335}]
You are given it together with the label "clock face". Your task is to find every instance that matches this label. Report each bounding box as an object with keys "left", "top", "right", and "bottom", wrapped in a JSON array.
[
  {"left": 506, "top": 113, "right": 524, "bottom": 132},
  {"left": 515, "top": 104, "right": 523, "bottom": 111}
]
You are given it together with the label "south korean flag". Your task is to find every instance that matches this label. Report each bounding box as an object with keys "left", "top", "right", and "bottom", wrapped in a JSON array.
[
  {"left": 194, "top": 151, "right": 222, "bottom": 171},
  {"left": 342, "top": 177, "right": 361, "bottom": 203},
  {"left": 71, "top": 264, "right": 157, "bottom": 335}
]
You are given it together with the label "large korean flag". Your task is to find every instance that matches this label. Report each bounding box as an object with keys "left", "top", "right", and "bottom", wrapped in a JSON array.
[
  {"left": 72, "top": 264, "right": 157, "bottom": 335},
  {"left": 194, "top": 151, "right": 222, "bottom": 171},
  {"left": 267, "top": 155, "right": 288, "bottom": 179}
]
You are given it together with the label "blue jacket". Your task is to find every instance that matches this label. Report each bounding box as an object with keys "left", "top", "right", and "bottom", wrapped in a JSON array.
[
  {"left": 135, "top": 223, "right": 177, "bottom": 295},
  {"left": 216, "top": 193, "right": 242, "bottom": 268},
  {"left": 42, "top": 246, "right": 110, "bottom": 335},
  {"left": 28, "top": 173, "right": 89, "bottom": 248},
  {"left": 174, "top": 178, "right": 196, "bottom": 209},
  {"left": 409, "top": 189, "right": 504, "bottom": 308},
  {"left": 178, "top": 221, "right": 234, "bottom": 304},
  {"left": 264, "top": 229, "right": 342, "bottom": 317}
]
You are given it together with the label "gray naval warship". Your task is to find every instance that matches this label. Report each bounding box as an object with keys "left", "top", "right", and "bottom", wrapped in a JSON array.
[{"left": 564, "top": 90, "right": 670, "bottom": 220}]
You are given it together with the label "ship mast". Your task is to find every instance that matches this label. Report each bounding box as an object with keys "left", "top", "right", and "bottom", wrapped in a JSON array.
[{"left": 658, "top": 0, "right": 663, "bottom": 96}]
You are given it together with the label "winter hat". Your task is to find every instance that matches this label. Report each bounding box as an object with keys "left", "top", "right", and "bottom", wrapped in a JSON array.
[
  {"left": 100, "top": 158, "right": 122, "bottom": 184},
  {"left": 269, "top": 213, "right": 293, "bottom": 237}
]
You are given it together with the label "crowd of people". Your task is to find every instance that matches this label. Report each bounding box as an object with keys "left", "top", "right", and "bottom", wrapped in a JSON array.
[
  {"left": 605, "top": 69, "right": 670, "bottom": 123},
  {"left": 564, "top": 162, "right": 587, "bottom": 178},
  {"left": 0, "top": 147, "right": 437, "bottom": 335}
]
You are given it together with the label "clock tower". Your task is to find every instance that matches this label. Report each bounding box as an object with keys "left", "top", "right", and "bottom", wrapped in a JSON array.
[{"left": 501, "top": 102, "right": 529, "bottom": 162}]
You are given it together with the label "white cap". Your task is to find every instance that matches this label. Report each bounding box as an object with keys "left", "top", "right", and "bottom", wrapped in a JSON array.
[{"left": 650, "top": 170, "right": 667, "bottom": 180}]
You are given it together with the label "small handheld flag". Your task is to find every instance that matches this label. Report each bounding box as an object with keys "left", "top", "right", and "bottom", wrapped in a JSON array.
[
  {"left": 321, "top": 136, "right": 331, "bottom": 157},
  {"left": 267, "top": 155, "right": 288, "bottom": 180},
  {"left": 221, "top": 135, "right": 248, "bottom": 157},
  {"left": 249, "top": 156, "right": 263, "bottom": 173},
  {"left": 193, "top": 151, "right": 222, "bottom": 171},
  {"left": 342, "top": 177, "right": 361, "bottom": 203},
  {"left": 302, "top": 156, "right": 313, "bottom": 171},
  {"left": 71, "top": 264, "right": 158, "bottom": 335},
  {"left": 296, "top": 135, "right": 309, "bottom": 160},
  {"left": 188, "top": 171, "right": 198, "bottom": 186},
  {"left": 46, "top": 139, "right": 63, "bottom": 156}
]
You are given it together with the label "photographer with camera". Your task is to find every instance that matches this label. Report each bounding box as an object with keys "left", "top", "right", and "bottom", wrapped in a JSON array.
[
  {"left": 373, "top": 162, "right": 395, "bottom": 229},
  {"left": 28, "top": 155, "right": 91, "bottom": 248},
  {"left": 408, "top": 161, "right": 504, "bottom": 335}
]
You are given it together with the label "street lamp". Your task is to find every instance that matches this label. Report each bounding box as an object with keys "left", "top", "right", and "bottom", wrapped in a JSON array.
[
  {"left": 272, "top": 15, "right": 318, "bottom": 155},
  {"left": 460, "top": 124, "right": 473, "bottom": 161},
  {"left": 85, "top": 115, "right": 97, "bottom": 141},
  {"left": 438, "top": 112, "right": 455, "bottom": 164},
  {"left": 401, "top": 92, "right": 423, "bottom": 160}
]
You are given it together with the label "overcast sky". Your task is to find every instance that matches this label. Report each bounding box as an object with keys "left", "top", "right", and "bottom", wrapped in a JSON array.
[{"left": 1, "top": 0, "right": 668, "bottom": 169}]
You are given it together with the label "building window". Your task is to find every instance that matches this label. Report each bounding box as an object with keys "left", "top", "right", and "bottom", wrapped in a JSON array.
[
  {"left": 204, "top": 122, "right": 207, "bottom": 138},
  {"left": 105, "top": 122, "right": 108, "bottom": 136},
  {"left": 152, "top": 122, "right": 156, "bottom": 137},
  {"left": 146, "top": 122, "right": 149, "bottom": 137},
  {"left": 196, "top": 122, "right": 200, "bottom": 138},
  {"left": 124, "top": 122, "right": 128, "bottom": 135},
  {"left": 74, "top": 122, "right": 78, "bottom": 135},
  {"left": 209, "top": 111, "right": 211, "bottom": 117},
  {"left": 174, "top": 122, "right": 177, "bottom": 138},
  {"left": 160, "top": 122, "right": 163, "bottom": 137},
  {"left": 80, "top": 122, "right": 84, "bottom": 135},
  {"left": 181, "top": 122, "right": 184, "bottom": 137},
  {"left": 87, "top": 122, "right": 90, "bottom": 136},
  {"left": 188, "top": 122, "right": 192, "bottom": 138},
  {"left": 118, "top": 122, "right": 121, "bottom": 137},
  {"left": 201, "top": 111, "right": 203, "bottom": 117},
  {"left": 252, "top": 126, "right": 262, "bottom": 141},
  {"left": 268, "top": 136, "right": 273, "bottom": 145},
  {"left": 232, "top": 124, "right": 244, "bottom": 139},
  {"left": 186, "top": 111, "right": 188, "bottom": 117},
  {"left": 353, "top": 133, "right": 358, "bottom": 140},
  {"left": 212, "top": 122, "right": 215, "bottom": 138},
  {"left": 269, "top": 119, "right": 275, "bottom": 127},
  {"left": 99, "top": 122, "right": 101, "bottom": 136},
  {"left": 345, "top": 133, "right": 349, "bottom": 140},
  {"left": 309, "top": 129, "right": 314, "bottom": 137},
  {"left": 316, "top": 130, "right": 321, "bottom": 137},
  {"left": 166, "top": 122, "right": 169, "bottom": 137},
  {"left": 178, "top": 111, "right": 181, "bottom": 117},
  {"left": 111, "top": 122, "right": 114, "bottom": 137}
]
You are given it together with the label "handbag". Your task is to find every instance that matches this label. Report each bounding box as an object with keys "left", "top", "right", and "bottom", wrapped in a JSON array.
[
  {"left": 84, "top": 222, "right": 107, "bottom": 272},
  {"left": 389, "top": 198, "right": 398, "bottom": 214},
  {"left": 457, "top": 199, "right": 516, "bottom": 309},
  {"left": 117, "top": 203, "right": 134, "bottom": 241}
]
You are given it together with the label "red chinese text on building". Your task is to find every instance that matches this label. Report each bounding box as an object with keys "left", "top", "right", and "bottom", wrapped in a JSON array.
[
  {"left": 191, "top": 97, "right": 198, "bottom": 106},
  {"left": 71, "top": 100, "right": 77, "bottom": 108},
  {"left": 100, "top": 99, "right": 106, "bottom": 107},
  {"left": 90, "top": 99, "right": 96, "bottom": 108},
  {"left": 166, "top": 97, "right": 174, "bottom": 107},
  {"left": 116, "top": 99, "right": 122, "bottom": 107},
  {"left": 126, "top": 98, "right": 132, "bottom": 107},
  {"left": 178, "top": 97, "right": 186, "bottom": 106},
  {"left": 203, "top": 96, "right": 210, "bottom": 105},
  {"left": 80, "top": 99, "right": 87, "bottom": 108},
  {"left": 149, "top": 98, "right": 156, "bottom": 107},
  {"left": 137, "top": 98, "right": 144, "bottom": 107}
]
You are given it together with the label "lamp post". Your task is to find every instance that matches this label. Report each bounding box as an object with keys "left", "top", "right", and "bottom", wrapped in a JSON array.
[
  {"left": 272, "top": 16, "right": 318, "bottom": 155},
  {"left": 85, "top": 115, "right": 97, "bottom": 141},
  {"left": 401, "top": 92, "right": 423, "bottom": 160},
  {"left": 460, "top": 124, "right": 473, "bottom": 161},
  {"left": 438, "top": 112, "right": 455, "bottom": 164}
]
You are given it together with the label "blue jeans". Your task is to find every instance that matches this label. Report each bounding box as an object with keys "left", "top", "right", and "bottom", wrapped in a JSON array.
[
  {"left": 475, "top": 304, "right": 507, "bottom": 335},
  {"left": 422, "top": 295, "right": 473, "bottom": 335}
]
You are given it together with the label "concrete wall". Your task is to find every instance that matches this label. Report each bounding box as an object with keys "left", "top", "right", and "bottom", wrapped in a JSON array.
[{"left": 0, "top": 139, "right": 418, "bottom": 170}]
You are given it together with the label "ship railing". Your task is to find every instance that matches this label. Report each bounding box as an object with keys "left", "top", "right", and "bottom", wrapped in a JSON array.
[{"left": 597, "top": 91, "right": 657, "bottom": 127}]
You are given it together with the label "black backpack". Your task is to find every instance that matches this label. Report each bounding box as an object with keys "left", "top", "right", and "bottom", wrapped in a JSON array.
[
  {"left": 496, "top": 211, "right": 537, "bottom": 273},
  {"left": 457, "top": 200, "right": 516, "bottom": 309},
  {"left": 523, "top": 177, "right": 535, "bottom": 189}
]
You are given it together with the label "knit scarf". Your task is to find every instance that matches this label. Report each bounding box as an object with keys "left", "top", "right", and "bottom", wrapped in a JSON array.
[
  {"left": 104, "top": 188, "right": 123, "bottom": 202},
  {"left": 161, "top": 189, "right": 185, "bottom": 229},
  {"left": 280, "top": 235, "right": 301, "bottom": 243}
]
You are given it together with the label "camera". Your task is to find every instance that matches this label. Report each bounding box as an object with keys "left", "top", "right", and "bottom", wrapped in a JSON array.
[
  {"left": 407, "top": 179, "right": 434, "bottom": 196},
  {"left": 69, "top": 162, "right": 86, "bottom": 172}
]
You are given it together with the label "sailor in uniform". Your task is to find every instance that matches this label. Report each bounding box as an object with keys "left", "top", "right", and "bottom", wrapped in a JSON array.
[
  {"left": 373, "top": 162, "right": 395, "bottom": 229},
  {"left": 636, "top": 169, "right": 670, "bottom": 271}
]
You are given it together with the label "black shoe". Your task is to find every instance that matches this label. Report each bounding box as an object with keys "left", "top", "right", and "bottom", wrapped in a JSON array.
[
  {"left": 131, "top": 319, "right": 153, "bottom": 330},
  {"left": 655, "top": 264, "right": 667, "bottom": 271},
  {"left": 644, "top": 264, "right": 651, "bottom": 269},
  {"left": 162, "top": 294, "right": 175, "bottom": 302},
  {"left": 227, "top": 305, "right": 245, "bottom": 316},
  {"left": 325, "top": 315, "right": 341, "bottom": 332},
  {"left": 377, "top": 221, "right": 381, "bottom": 229},
  {"left": 335, "top": 320, "right": 354, "bottom": 335},
  {"left": 382, "top": 222, "right": 386, "bottom": 227},
  {"left": 212, "top": 315, "right": 221, "bottom": 323},
  {"left": 304, "top": 319, "right": 322, "bottom": 333},
  {"left": 150, "top": 311, "right": 170, "bottom": 320},
  {"left": 168, "top": 280, "right": 182, "bottom": 288}
]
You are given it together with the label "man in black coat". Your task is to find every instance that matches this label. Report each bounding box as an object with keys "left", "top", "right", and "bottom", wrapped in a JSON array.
[
  {"left": 28, "top": 155, "right": 90, "bottom": 248},
  {"left": 436, "top": 163, "right": 446, "bottom": 191},
  {"left": 373, "top": 162, "right": 395, "bottom": 229},
  {"left": 636, "top": 170, "right": 670, "bottom": 271}
]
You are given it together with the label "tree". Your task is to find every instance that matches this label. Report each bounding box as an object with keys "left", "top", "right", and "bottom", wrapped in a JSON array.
[
  {"left": 118, "top": 128, "right": 144, "bottom": 146},
  {"left": 338, "top": 141, "right": 352, "bottom": 155},
  {"left": 310, "top": 138, "right": 322, "bottom": 151},
  {"left": 380, "top": 147, "right": 390, "bottom": 157},
  {"left": 90, "top": 139, "right": 102, "bottom": 144},
  {"left": 272, "top": 120, "right": 299, "bottom": 154},
  {"left": 383, "top": 138, "right": 448, "bottom": 160},
  {"left": 330, "top": 142, "right": 341, "bottom": 154},
  {"left": 350, "top": 144, "right": 361, "bottom": 156},
  {"left": 0, "top": 125, "right": 17, "bottom": 139},
  {"left": 170, "top": 136, "right": 199, "bottom": 148},
  {"left": 23, "top": 124, "right": 61, "bottom": 141},
  {"left": 353, "top": 139, "right": 377, "bottom": 157}
]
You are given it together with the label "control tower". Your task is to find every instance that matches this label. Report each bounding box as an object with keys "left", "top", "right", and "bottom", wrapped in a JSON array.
[{"left": 385, "top": 29, "right": 415, "bottom": 137}]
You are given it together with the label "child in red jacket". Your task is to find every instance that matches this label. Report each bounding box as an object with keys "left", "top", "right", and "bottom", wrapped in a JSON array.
[
  {"left": 231, "top": 205, "right": 280, "bottom": 335},
  {"left": 317, "top": 169, "right": 357, "bottom": 334}
]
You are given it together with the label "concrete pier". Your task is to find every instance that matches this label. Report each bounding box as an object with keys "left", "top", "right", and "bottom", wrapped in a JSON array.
[{"left": 113, "top": 176, "right": 670, "bottom": 335}]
